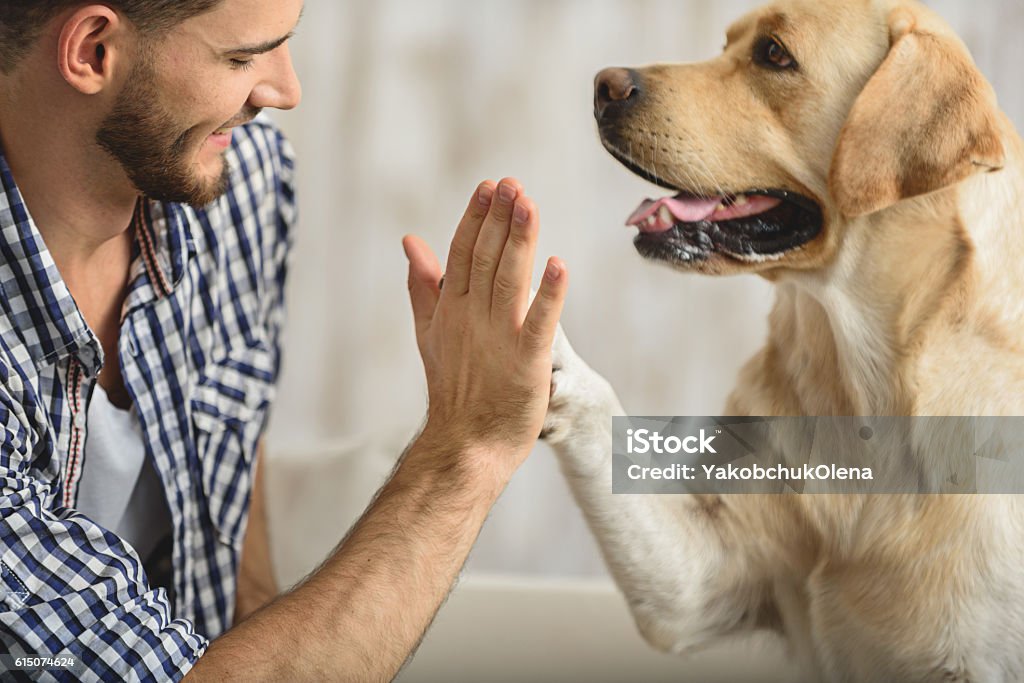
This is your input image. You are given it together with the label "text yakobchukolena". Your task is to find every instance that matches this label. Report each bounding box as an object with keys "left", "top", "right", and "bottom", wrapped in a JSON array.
[{"left": 612, "top": 417, "right": 1024, "bottom": 494}]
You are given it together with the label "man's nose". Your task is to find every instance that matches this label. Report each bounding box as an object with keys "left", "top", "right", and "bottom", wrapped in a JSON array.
[
  {"left": 594, "top": 67, "right": 641, "bottom": 123},
  {"left": 249, "top": 45, "right": 303, "bottom": 111}
]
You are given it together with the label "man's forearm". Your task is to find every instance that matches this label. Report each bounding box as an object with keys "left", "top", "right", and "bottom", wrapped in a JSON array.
[{"left": 185, "top": 436, "right": 508, "bottom": 682}]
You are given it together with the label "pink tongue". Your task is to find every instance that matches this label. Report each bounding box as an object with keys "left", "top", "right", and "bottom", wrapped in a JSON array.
[
  {"left": 626, "top": 194, "right": 783, "bottom": 234},
  {"left": 626, "top": 196, "right": 721, "bottom": 228}
]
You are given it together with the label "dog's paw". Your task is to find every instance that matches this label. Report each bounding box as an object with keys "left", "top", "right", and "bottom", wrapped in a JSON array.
[
  {"left": 540, "top": 369, "right": 570, "bottom": 443},
  {"left": 541, "top": 323, "right": 615, "bottom": 445}
]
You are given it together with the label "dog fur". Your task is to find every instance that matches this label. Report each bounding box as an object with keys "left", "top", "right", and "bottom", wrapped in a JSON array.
[{"left": 543, "top": 1, "right": 1024, "bottom": 680}]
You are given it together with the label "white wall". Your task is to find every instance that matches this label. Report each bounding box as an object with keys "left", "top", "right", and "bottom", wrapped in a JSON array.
[{"left": 263, "top": 0, "right": 1024, "bottom": 586}]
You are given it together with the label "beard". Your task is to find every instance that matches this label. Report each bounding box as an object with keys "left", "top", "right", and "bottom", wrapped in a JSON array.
[{"left": 95, "top": 53, "right": 243, "bottom": 208}]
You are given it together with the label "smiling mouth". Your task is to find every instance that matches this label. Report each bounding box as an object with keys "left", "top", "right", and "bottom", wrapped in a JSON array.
[
  {"left": 607, "top": 146, "right": 823, "bottom": 264},
  {"left": 210, "top": 114, "right": 258, "bottom": 138}
]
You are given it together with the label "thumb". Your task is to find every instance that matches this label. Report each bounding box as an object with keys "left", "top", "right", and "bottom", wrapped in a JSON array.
[{"left": 402, "top": 235, "right": 442, "bottom": 336}]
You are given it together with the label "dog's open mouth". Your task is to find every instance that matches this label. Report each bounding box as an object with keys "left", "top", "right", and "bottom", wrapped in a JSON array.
[
  {"left": 610, "top": 152, "right": 824, "bottom": 264},
  {"left": 627, "top": 189, "right": 823, "bottom": 263}
]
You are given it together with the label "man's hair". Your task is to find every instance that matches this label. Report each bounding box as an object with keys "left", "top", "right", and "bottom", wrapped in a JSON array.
[{"left": 0, "top": 1, "right": 224, "bottom": 73}]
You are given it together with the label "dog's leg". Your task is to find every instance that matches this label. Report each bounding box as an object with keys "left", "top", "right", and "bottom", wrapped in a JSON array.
[{"left": 544, "top": 325, "right": 777, "bottom": 654}]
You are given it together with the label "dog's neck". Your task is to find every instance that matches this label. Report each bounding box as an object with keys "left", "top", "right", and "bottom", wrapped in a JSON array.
[{"left": 776, "top": 120, "right": 1024, "bottom": 416}]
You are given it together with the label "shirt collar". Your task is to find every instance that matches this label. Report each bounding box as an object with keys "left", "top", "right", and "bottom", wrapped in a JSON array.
[{"left": 123, "top": 195, "right": 196, "bottom": 316}]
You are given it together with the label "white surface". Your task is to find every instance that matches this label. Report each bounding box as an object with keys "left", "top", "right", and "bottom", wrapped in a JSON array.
[{"left": 395, "top": 575, "right": 798, "bottom": 683}]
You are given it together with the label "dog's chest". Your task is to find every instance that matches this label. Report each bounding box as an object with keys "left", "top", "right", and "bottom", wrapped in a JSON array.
[{"left": 772, "top": 497, "right": 1024, "bottom": 682}]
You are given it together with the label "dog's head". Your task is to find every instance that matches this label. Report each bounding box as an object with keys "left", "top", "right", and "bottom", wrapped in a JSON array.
[{"left": 595, "top": 0, "right": 1005, "bottom": 276}]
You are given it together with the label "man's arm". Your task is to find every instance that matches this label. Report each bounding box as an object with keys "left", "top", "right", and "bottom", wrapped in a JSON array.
[
  {"left": 233, "top": 443, "right": 279, "bottom": 625},
  {"left": 184, "top": 178, "right": 567, "bottom": 681},
  {"left": 194, "top": 434, "right": 507, "bottom": 681}
]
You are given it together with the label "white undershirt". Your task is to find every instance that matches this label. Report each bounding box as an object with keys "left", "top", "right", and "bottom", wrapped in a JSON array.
[{"left": 75, "top": 383, "right": 172, "bottom": 561}]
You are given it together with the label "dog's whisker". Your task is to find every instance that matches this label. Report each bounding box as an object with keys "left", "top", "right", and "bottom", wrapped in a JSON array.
[
  {"left": 679, "top": 126, "right": 725, "bottom": 197},
  {"left": 682, "top": 127, "right": 728, "bottom": 198},
  {"left": 702, "top": 144, "right": 731, "bottom": 198}
]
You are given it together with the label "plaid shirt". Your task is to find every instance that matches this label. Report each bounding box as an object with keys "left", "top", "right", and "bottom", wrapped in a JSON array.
[{"left": 0, "top": 117, "right": 295, "bottom": 680}]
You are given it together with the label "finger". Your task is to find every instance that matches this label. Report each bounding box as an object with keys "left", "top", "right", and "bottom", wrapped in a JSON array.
[
  {"left": 470, "top": 177, "right": 522, "bottom": 311},
  {"left": 519, "top": 257, "right": 569, "bottom": 354},
  {"left": 491, "top": 195, "right": 538, "bottom": 322},
  {"left": 403, "top": 235, "right": 442, "bottom": 338},
  {"left": 442, "top": 181, "right": 497, "bottom": 296}
]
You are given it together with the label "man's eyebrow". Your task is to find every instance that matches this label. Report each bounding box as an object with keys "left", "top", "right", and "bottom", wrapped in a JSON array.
[
  {"left": 223, "top": 6, "right": 304, "bottom": 56},
  {"left": 224, "top": 31, "right": 295, "bottom": 56}
]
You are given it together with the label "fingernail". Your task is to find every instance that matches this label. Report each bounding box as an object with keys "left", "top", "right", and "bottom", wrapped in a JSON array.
[
  {"left": 513, "top": 202, "right": 529, "bottom": 225},
  {"left": 545, "top": 260, "right": 562, "bottom": 281},
  {"left": 478, "top": 185, "right": 494, "bottom": 207},
  {"left": 498, "top": 183, "right": 517, "bottom": 203}
]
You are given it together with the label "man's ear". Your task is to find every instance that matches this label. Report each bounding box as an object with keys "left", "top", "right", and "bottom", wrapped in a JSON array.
[
  {"left": 828, "top": 7, "right": 1005, "bottom": 219},
  {"left": 57, "top": 5, "right": 122, "bottom": 95}
]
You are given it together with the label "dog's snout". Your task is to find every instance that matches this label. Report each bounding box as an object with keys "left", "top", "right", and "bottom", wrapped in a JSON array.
[{"left": 594, "top": 67, "right": 640, "bottom": 122}]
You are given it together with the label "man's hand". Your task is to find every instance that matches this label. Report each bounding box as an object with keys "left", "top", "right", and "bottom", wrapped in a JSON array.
[
  {"left": 185, "top": 180, "right": 566, "bottom": 682},
  {"left": 402, "top": 178, "right": 568, "bottom": 479}
]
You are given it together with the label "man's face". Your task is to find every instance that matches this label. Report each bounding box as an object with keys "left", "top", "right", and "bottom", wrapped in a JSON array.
[{"left": 96, "top": 0, "right": 303, "bottom": 208}]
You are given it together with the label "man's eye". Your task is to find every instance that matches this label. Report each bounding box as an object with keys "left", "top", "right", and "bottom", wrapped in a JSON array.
[
  {"left": 230, "top": 58, "right": 255, "bottom": 72},
  {"left": 754, "top": 36, "right": 797, "bottom": 70}
]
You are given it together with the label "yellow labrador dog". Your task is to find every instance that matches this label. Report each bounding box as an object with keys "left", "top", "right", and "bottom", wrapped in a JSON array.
[{"left": 543, "top": 0, "right": 1024, "bottom": 680}]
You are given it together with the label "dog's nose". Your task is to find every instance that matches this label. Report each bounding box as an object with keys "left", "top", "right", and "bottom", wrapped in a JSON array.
[{"left": 594, "top": 67, "right": 640, "bottom": 122}]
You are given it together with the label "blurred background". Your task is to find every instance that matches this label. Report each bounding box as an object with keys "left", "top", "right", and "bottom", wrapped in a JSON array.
[{"left": 257, "top": 2, "right": 1024, "bottom": 676}]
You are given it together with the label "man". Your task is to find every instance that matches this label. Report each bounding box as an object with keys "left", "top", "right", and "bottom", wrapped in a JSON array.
[{"left": 0, "top": 0, "right": 567, "bottom": 680}]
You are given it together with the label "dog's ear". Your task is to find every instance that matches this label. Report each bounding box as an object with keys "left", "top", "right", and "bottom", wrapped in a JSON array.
[{"left": 829, "top": 7, "right": 1005, "bottom": 219}]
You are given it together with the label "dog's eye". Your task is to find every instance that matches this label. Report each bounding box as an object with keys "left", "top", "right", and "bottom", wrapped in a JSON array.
[{"left": 754, "top": 36, "right": 797, "bottom": 70}]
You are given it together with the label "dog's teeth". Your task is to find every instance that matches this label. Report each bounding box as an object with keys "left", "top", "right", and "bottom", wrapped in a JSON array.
[
  {"left": 715, "top": 203, "right": 726, "bottom": 212},
  {"left": 734, "top": 194, "right": 749, "bottom": 206},
  {"left": 646, "top": 216, "right": 657, "bottom": 227},
  {"left": 658, "top": 206, "right": 673, "bottom": 224}
]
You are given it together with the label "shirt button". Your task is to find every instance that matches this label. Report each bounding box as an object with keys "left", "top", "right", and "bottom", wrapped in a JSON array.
[
  {"left": 122, "top": 324, "right": 140, "bottom": 357},
  {"left": 74, "top": 411, "right": 87, "bottom": 430}
]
